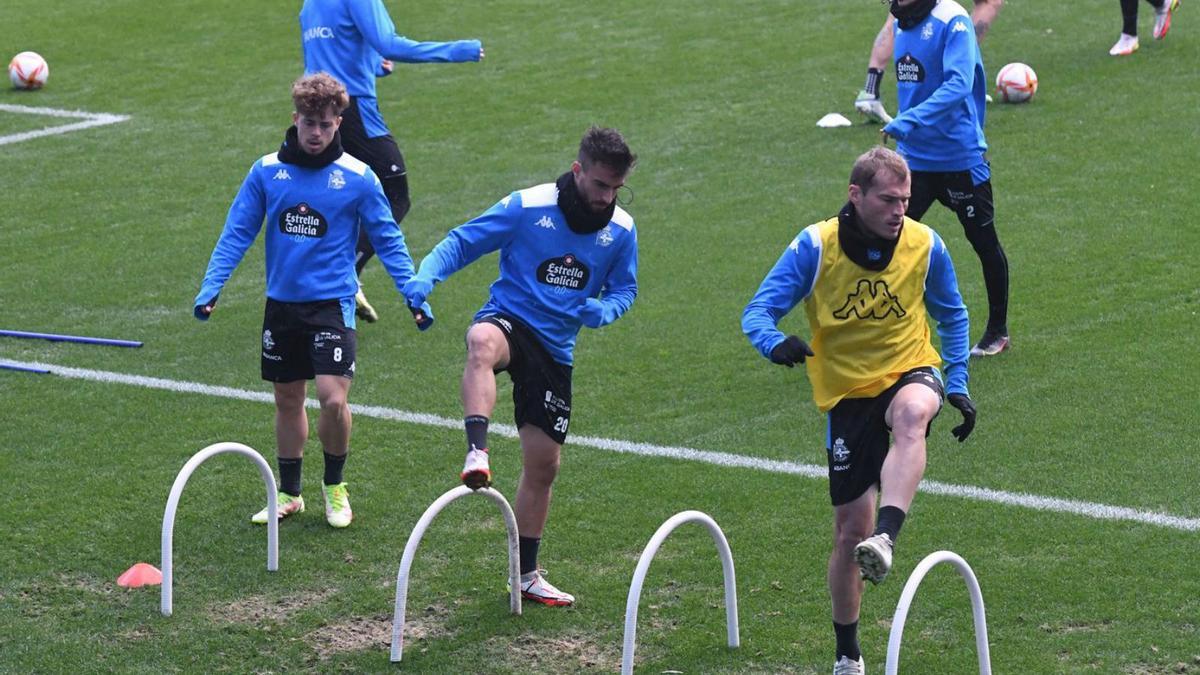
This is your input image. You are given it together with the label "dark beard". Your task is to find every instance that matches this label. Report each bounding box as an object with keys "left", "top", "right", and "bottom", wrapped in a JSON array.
[{"left": 555, "top": 171, "right": 616, "bottom": 234}]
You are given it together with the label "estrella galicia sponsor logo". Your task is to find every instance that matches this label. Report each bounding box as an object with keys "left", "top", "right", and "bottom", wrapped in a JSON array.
[
  {"left": 537, "top": 254, "right": 590, "bottom": 291},
  {"left": 596, "top": 225, "right": 614, "bottom": 247},
  {"left": 327, "top": 169, "right": 345, "bottom": 190},
  {"left": 262, "top": 329, "right": 275, "bottom": 350},
  {"left": 303, "top": 26, "right": 334, "bottom": 41},
  {"left": 832, "top": 437, "right": 851, "bottom": 464},
  {"left": 896, "top": 53, "right": 925, "bottom": 84},
  {"left": 279, "top": 203, "right": 328, "bottom": 238},
  {"left": 833, "top": 279, "right": 907, "bottom": 320}
]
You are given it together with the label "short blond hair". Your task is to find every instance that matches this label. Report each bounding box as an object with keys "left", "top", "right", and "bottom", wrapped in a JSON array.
[
  {"left": 291, "top": 72, "right": 349, "bottom": 117},
  {"left": 849, "top": 146, "right": 910, "bottom": 193}
]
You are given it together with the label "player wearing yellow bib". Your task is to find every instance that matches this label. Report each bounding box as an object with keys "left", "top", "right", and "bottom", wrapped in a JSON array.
[{"left": 742, "top": 147, "right": 976, "bottom": 675}]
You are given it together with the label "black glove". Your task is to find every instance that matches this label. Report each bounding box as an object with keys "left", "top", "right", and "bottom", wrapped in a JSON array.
[
  {"left": 769, "top": 335, "right": 814, "bottom": 368},
  {"left": 947, "top": 393, "right": 976, "bottom": 442}
]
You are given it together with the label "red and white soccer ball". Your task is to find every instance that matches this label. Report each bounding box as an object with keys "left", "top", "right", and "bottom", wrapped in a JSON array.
[
  {"left": 8, "top": 51, "right": 49, "bottom": 90},
  {"left": 995, "top": 62, "right": 1037, "bottom": 104}
]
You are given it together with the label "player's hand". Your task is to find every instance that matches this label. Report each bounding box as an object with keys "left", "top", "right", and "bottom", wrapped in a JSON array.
[
  {"left": 769, "top": 335, "right": 813, "bottom": 368},
  {"left": 409, "top": 301, "right": 434, "bottom": 331},
  {"left": 380, "top": 59, "right": 393, "bottom": 75},
  {"left": 576, "top": 298, "right": 606, "bottom": 328},
  {"left": 194, "top": 296, "right": 218, "bottom": 321},
  {"left": 947, "top": 393, "right": 976, "bottom": 442},
  {"left": 402, "top": 278, "right": 433, "bottom": 310},
  {"left": 880, "top": 128, "right": 891, "bottom": 146}
]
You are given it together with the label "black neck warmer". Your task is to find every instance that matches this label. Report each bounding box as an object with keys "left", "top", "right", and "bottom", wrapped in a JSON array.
[
  {"left": 556, "top": 171, "right": 616, "bottom": 234},
  {"left": 890, "top": 0, "right": 938, "bottom": 29},
  {"left": 278, "top": 126, "right": 344, "bottom": 168},
  {"left": 837, "top": 202, "right": 900, "bottom": 272}
]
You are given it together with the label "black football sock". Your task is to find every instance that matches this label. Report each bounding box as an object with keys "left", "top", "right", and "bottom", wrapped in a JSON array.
[
  {"left": 323, "top": 451, "right": 346, "bottom": 486},
  {"left": 874, "top": 505, "right": 907, "bottom": 542},
  {"left": 834, "top": 620, "right": 861, "bottom": 661},
  {"left": 465, "top": 415, "right": 489, "bottom": 452},
  {"left": 278, "top": 457, "right": 302, "bottom": 497},
  {"left": 519, "top": 536, "right": 541, "bottom": 576},
  {"left": 864, "top": 68, "right": 884, "bottom": 98},
  {"left": 1121, "top": 0, "right": 1140, "bottom": 35}
]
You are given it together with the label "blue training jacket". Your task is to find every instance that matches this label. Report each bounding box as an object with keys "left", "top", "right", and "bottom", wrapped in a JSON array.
[
  {"left": 883, "top": 0, "right": 989, "bottom": 175},
  {"left": 194, "top": 148, "right": 419, "bottom": 329},
  {"left": 413, "top": 183, "right": 639, "bottom": 365},
  {"left": 299, "top": 0, "right": 482, "bottom": 138}
]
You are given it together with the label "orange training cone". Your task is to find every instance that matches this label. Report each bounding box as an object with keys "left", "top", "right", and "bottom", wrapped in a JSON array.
[{"left": 117, "top": 562, "right": 163, "bottom": 588}]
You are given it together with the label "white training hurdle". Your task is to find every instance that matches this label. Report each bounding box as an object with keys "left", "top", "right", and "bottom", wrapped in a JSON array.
[
  {"left": 161, "top": 442, "right": 279, "bottom": 617},
  {"left": 390, "top": 485, "right": 521, "bottom": 662},
  {"left": 622, "top": 510, "right": 739, "bottom": 675},
  {"left": 886, "top": 550, "right": 992, "bottom": 675}
]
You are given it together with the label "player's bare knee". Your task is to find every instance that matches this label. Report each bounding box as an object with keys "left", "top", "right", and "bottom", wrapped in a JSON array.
[
  {"left": 891, "top": 398, "right": 937, "bottom": 436},
  {"left": 834, "top": 520, "right": 871, "bottom": 553},
  {"left": 466, "top": 325, "right": 505, "bottom": 367},
  {"left": 274, "top": 385, "right": 307, "bottom": 412},
  {"left": 522, "top": 457, "right": 560, "bottom": 489}
]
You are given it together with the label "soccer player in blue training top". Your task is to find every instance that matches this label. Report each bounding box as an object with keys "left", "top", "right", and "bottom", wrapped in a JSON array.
[
  {"left": 881, "top": 0, "right": 1011, "bottom": 358},
  {"left": 193, "top": 73, "right": 432, "bottom": 529},
  {"left": 1110, "top": 0, "right": 1182, "bottom": 56},
  {"left": 742, "top": 147, "right": 976, "bottom": 675},
  {"left": 299, "top": 0, "right": 484, "bottom": 323},
  {"left": 854, "top": 0, "right": 1003, "bottom": 125},
  {"left": 403, "top": 126, "right": 638, "bottom": 607}
]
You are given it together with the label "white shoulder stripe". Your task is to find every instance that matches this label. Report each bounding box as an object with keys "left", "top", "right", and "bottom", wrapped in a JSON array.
[
  {"left": 611, "top": 205, "right": 634, "bottom": 231},
  {"left": 334, "top": 153, "right": 369, "bottom": 176},
  {"left": 519, "top": 183, "right": 558, "bottom": 208},
  {"left": 933, "top": 0, "right": 969, "bottom": 22},
  {"left": 261, "top": 152, "right": 280, "bottom": 167}
]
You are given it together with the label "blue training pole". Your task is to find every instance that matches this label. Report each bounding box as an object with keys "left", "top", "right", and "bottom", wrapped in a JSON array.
[
  {"left": 0, "top": 363, "right": 51, "bottom": 374},
  {"left": 0, "top": 329, "right": 143, "bottom": 348}
]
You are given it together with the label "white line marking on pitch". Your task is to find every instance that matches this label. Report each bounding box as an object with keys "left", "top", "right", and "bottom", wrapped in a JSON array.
[
  {"left": 0, "top": 103, "right": 130, "bottom": 146},
  {"left": 4, "top": 358, "right": 1198, "bottom": 532}
]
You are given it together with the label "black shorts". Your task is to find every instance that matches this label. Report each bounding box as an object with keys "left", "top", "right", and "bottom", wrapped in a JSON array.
[
  {"left": 261, "top": 298, "right": 357, "bottom": 382},
  {"left": 906, "top": 169, "right": 995, "bottom": 233},
  {"left": 477, "top": 313, "right": 573, "bottom": 444},
  {"left": 825, "top": 367, "right": 945, "bottom": 506},
  {"left": 339, "top": 97, "right": 407, "bottom": 182}
]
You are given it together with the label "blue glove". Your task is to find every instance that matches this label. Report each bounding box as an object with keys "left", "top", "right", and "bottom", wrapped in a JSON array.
[
  {"left": 577, "top": 298, "right": 608, "bottom": 329},
  {"left": 402, "top": 278, "right": 433, "bottom": 310},
  {"left": 409, "top": 301, "right": 435, "bottom": 331}
]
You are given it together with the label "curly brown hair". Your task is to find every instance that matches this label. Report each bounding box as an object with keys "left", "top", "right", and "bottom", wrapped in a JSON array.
[{"left": 291, "top": 72, "right": 349, "bottom": 117}]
